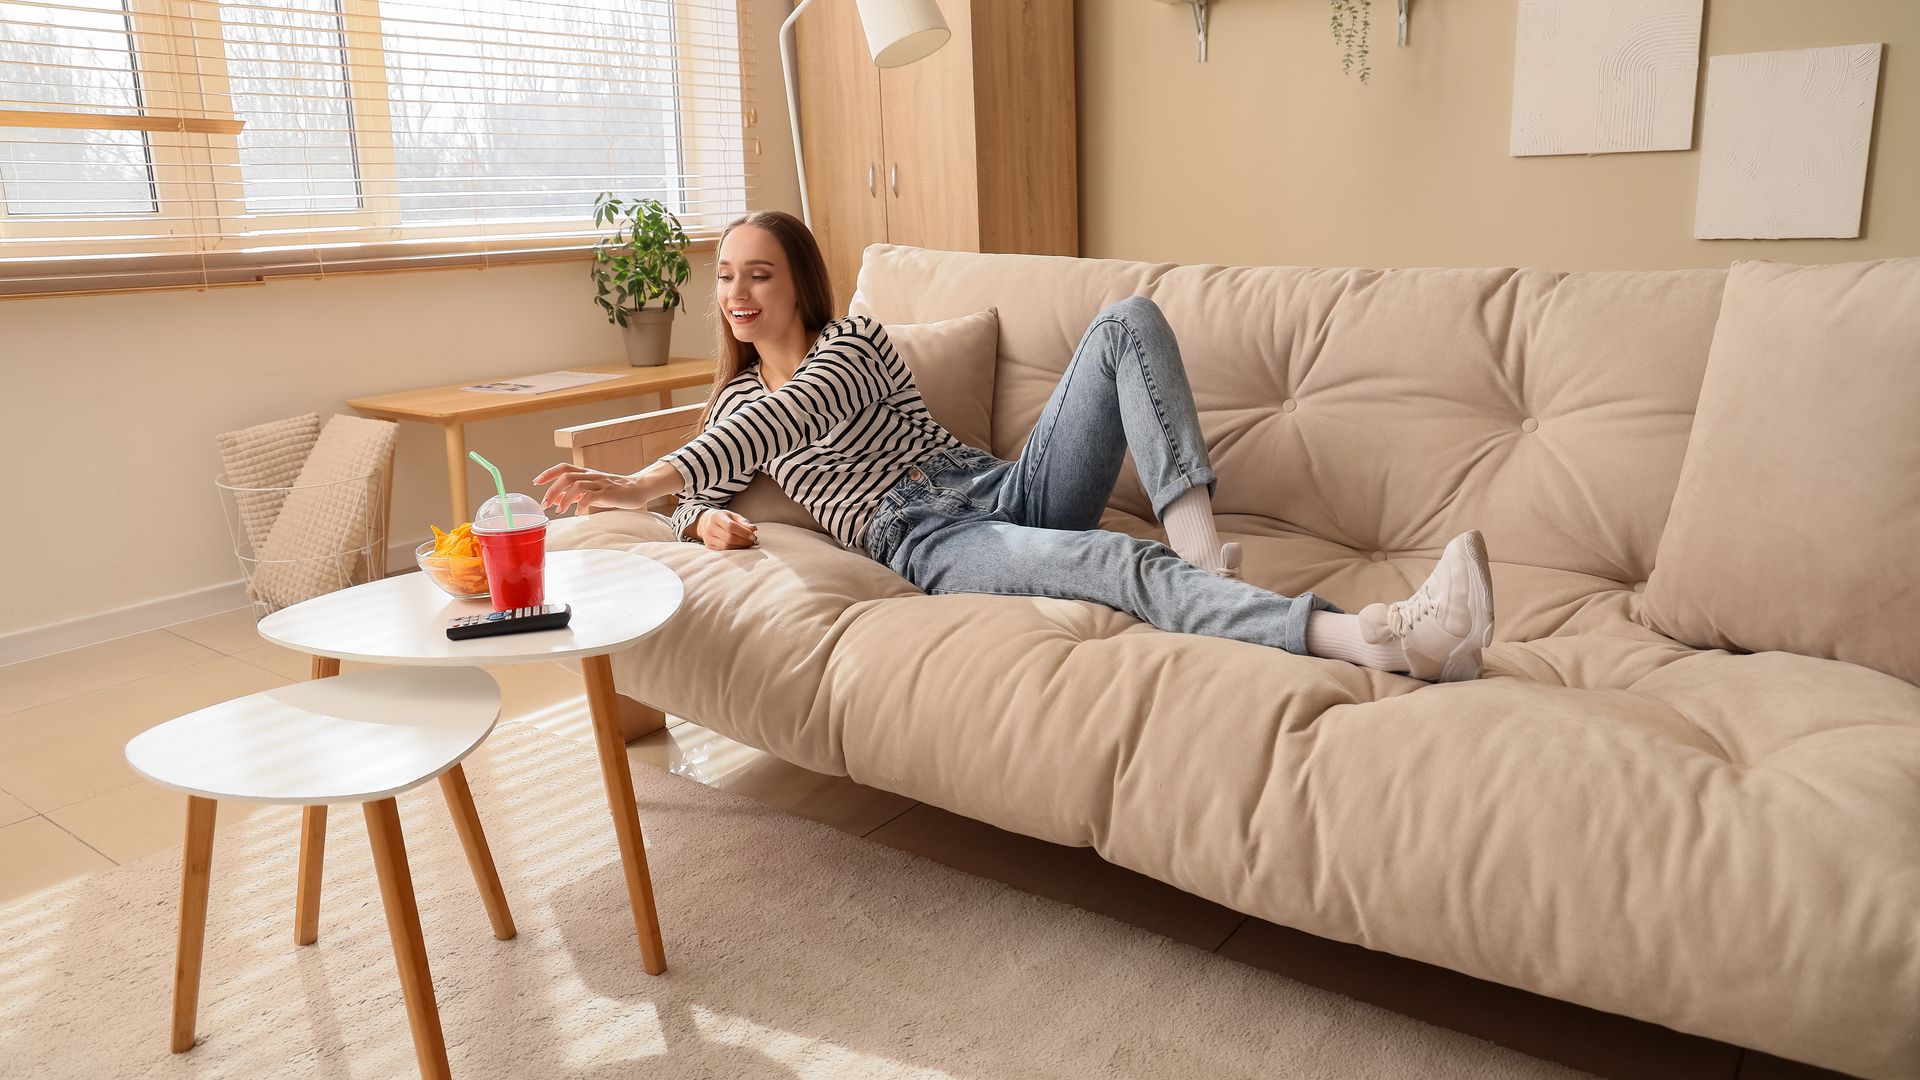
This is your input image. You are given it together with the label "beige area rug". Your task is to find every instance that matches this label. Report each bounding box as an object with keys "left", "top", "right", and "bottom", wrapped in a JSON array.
[{"left": 0, "top": 723, "right": 1590, "bottom": 1079}]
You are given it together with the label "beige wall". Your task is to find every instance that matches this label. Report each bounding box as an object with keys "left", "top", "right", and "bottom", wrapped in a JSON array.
[
  {"left": 1078, "top": 0, "right": 1919, "bottom": 270},
  {"left": 0, "top": 1, "right": 799, "bottom": 661}
]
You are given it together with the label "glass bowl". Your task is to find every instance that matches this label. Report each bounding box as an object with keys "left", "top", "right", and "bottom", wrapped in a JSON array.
[{"left": 416, "top": 540, "right": 490, "bottom": 600}]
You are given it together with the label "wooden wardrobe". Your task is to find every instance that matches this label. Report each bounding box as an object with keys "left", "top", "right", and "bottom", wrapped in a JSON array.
[{"left": 793, "top": 0, "right": 1078, "bottom": 315}]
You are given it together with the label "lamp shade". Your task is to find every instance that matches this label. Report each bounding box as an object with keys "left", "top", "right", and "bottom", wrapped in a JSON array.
[{"left": 854, "top": 0, "right": 951, "bottom": 68}]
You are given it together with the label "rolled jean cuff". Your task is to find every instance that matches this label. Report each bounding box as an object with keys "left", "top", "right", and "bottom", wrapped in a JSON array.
[
  {"left": 1284, "top": 591, "right": 1345, "bottom": 656},
  {"left": 1146, "top": 467, "right": 1219, "bottom": 521}
]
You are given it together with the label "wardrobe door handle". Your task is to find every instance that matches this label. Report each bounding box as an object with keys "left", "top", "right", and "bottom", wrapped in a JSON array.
[
  {"left": 889, "top": 163, "right": 899, "bottom": 196},
  {"left": 867, "top": 163, "right": 876, "bottom": 196}
]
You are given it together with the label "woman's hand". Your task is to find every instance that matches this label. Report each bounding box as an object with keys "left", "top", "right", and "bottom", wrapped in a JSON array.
[
  {"left": 696, "top": 509, "right": 759, "bottom": 550},
  {"left": 533, "top": 463, "right": 652, "bottom": 516}
]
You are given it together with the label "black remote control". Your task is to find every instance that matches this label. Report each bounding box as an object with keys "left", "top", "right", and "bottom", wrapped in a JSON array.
[{"left": 447, "top": 603, "right": 572, "bottom": 640}]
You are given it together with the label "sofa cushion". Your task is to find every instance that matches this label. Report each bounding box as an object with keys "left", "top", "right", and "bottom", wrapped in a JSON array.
[
  {"left": 724, "top": 307, "right": 1003, "bottom": 538},
  {"left": 1638, "top": 257, "right": 1920, "bottom": 684}
]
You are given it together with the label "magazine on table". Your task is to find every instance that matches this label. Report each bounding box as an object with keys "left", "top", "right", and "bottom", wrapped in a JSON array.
[{"left": 459, "top": 370, "right": 624, "bottom": 395}]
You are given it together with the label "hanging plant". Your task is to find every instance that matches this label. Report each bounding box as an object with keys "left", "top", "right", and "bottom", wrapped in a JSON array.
[{"left": 1329, "top": 0, "right": 1372, "bottom": 84}]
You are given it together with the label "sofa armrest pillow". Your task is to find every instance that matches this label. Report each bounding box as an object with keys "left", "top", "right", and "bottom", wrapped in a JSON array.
[
  {"left": 728, "top": 307, "right": 1001, "bottom": 536},
  {"left": 1637, "top": 257, "right": 1920, "bottom": 684}
]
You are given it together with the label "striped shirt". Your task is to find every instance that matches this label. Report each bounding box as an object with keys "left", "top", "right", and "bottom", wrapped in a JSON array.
[{"left": 662, "top": 314, "right": 971, "bottom": 552}]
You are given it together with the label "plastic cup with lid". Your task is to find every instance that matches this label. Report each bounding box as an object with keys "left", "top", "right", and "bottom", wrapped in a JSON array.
[{"left": 472, "top": 493, "right": 549, "bottom": 611}]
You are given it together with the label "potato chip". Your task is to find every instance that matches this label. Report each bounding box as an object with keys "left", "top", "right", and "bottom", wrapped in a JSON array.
[{"left": 430, "top": 520, "right": 481, "bottom": 558}]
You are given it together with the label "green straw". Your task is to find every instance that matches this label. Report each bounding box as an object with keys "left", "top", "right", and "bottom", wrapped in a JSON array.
[{"left": 467, "top": 450, "right": 512, "bottom": 527}]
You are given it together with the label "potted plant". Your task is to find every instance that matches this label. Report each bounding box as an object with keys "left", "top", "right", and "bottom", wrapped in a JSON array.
[{"left": 591, "top": 192, "right": 691, "bottom": 367}]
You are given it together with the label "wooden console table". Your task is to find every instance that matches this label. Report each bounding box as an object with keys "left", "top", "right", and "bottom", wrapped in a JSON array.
[{"left": 349, "top": 359, "right": 715, "bottom": 526}]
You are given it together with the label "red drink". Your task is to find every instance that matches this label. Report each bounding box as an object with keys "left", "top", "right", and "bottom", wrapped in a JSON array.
[{"left": 475, "top": 520, "right": 547, "bottom": 611}]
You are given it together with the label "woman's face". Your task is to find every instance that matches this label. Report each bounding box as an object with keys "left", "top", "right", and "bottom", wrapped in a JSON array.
[{"left": 715, "top": 224, "right": 798, "bottom": 346}]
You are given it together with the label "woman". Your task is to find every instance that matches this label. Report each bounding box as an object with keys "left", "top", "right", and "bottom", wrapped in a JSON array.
[{"left": 536, "top": 210, "right": 1495, "bottom": 682}]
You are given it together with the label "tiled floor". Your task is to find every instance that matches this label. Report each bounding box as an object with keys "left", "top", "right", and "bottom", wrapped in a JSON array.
[{"left": 0, "top": 606, "right": 1852, "bottom": 1080}]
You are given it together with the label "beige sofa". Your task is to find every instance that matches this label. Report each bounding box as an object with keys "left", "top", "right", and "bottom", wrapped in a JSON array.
[{"left": 548, "top": 245, "right": 1920, "bottom": 1079}]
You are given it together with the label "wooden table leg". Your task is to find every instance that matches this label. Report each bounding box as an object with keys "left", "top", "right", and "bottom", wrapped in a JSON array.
[
  {"left": 438, "top": 764, "right": 516, "bottom": 941},
  {"left": 295, "top": 806, "right": 326, "bottom": 945},
  {"left": 444, "top": 423, "right": 469, "bottom": 527},
  {"left": 172, "top": 796, "right": 217, "bottom": 1053},
  {"left": 581, "top": 653, "right": 667, "bottom": 975},
  {"left": 296, "top": 656, "right": 339, "bottom": 942},
  {"left": 364, "top": 797, "right": 451, "bottom": 1080}
]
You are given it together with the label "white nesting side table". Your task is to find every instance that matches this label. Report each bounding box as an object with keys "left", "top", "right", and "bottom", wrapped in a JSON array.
[
  {"left": 125, "top": 665, "right": 508, "bottom": 1080},
  {"left": 256, "top": 548, "right": 684, "bottom": 978}
]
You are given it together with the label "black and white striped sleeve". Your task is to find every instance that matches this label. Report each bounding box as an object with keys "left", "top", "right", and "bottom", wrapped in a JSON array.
[
  {"left": 662, "top": 381, "right": 757, "bottom": 543},
  {"left": 660, "top": 316, "right": 902, "bottom": 493}
]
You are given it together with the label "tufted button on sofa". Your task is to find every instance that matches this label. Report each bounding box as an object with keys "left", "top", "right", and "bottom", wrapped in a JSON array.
[{"left": 550, "top": 246, "right": 1920, "bottom": 1079}]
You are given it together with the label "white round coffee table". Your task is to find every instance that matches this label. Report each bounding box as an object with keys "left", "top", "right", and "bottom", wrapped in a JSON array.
[
  {"left": 125, "top": 667, "right": 509, "bottom": 1078},
  {"left": 257, "top": 548, "right": 684, "bottom": 976}
]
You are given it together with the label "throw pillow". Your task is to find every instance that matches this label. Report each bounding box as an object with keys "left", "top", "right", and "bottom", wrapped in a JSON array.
[
  {"left": 250, "top": 415, "right": 398, "bottom": 611},
  {"left": 726, "top": 471, "right": 825, "bottom": 533},
  {"left": 884, "top": 307, "right": 999, "bottom": 453},
  {"left": 1637, "top": 256, "right": 1920, "bottom": 684},
  {"left": 727, "top": 308, "right": 1001, "bottom": 535},
  {"left": 215, "top": 412, "right": 322, "bottom": 553}
]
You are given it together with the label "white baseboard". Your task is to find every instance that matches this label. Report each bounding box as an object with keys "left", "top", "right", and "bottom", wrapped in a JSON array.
[{"left": 0, "top": 536, "right": 425, "bottom": 668}]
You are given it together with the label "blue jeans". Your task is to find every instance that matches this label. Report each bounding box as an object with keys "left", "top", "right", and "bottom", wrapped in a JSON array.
[{"left": 863, "top": 295, "right": 1342, "bottom": 655}]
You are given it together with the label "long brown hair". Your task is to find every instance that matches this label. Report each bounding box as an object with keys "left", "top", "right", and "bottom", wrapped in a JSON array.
[{"left": 696, "top": 210, "right": 835, "bottom": 430}]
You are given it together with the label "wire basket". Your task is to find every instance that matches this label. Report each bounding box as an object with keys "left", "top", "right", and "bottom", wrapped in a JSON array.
[{"left": 216, "top": 468, "right": 389, "bottom": 620}]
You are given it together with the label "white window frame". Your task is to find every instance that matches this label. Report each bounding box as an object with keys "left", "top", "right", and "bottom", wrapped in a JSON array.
[
  {"left": 0, "top": 0, "right": 209, "bottom": 255},
  {"left": 0, "top": 0, "right": 745, "bottom": 270}
]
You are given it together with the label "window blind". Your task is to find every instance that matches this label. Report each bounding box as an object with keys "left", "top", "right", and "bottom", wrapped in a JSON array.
[{"left": 0, "top": 0, "right": 757, "bottom": 297}]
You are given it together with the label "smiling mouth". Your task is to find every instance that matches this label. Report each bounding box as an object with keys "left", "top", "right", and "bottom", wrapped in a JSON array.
[{"left": 728, "top": 309, "right": 760, "bottom": 325}]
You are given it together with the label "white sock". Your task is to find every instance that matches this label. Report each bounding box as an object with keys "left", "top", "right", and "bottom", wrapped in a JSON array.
[
  {"left": 1305, "top": 612, "right": 1409, "bottom": 672},
  {"left": 1163, "top": 483, "right": 1224, "bottom": 571}
]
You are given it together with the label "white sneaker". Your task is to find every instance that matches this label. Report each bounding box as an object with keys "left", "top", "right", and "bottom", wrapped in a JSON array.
[
  {"left": 1357, "top": 530, "right": 1495, "bottom": 682},
  {"left": 1208, "top": 542, "right": 1243, "bottom": 581}
]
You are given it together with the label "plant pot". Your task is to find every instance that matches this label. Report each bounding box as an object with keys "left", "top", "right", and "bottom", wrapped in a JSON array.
[{"left": 620, "top": 306, "right": 674, "bottom": 367}]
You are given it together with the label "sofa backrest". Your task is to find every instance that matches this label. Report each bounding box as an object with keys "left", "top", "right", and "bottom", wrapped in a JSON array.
[{"left": 850, "top": 244, "right": 1726, "bottom": 589}]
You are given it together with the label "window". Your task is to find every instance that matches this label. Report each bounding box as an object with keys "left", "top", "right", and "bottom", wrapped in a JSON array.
[
  {"left": 1, "top": 0, "right": 158, "bottom": 216},
  {"left": 0, "top": 0, "right": 755, "bottom": 296}
]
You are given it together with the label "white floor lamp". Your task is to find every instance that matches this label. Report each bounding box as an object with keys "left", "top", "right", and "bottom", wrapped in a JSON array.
[{"left": 780, "top": 0, "right": 951, "bottom": 228}]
